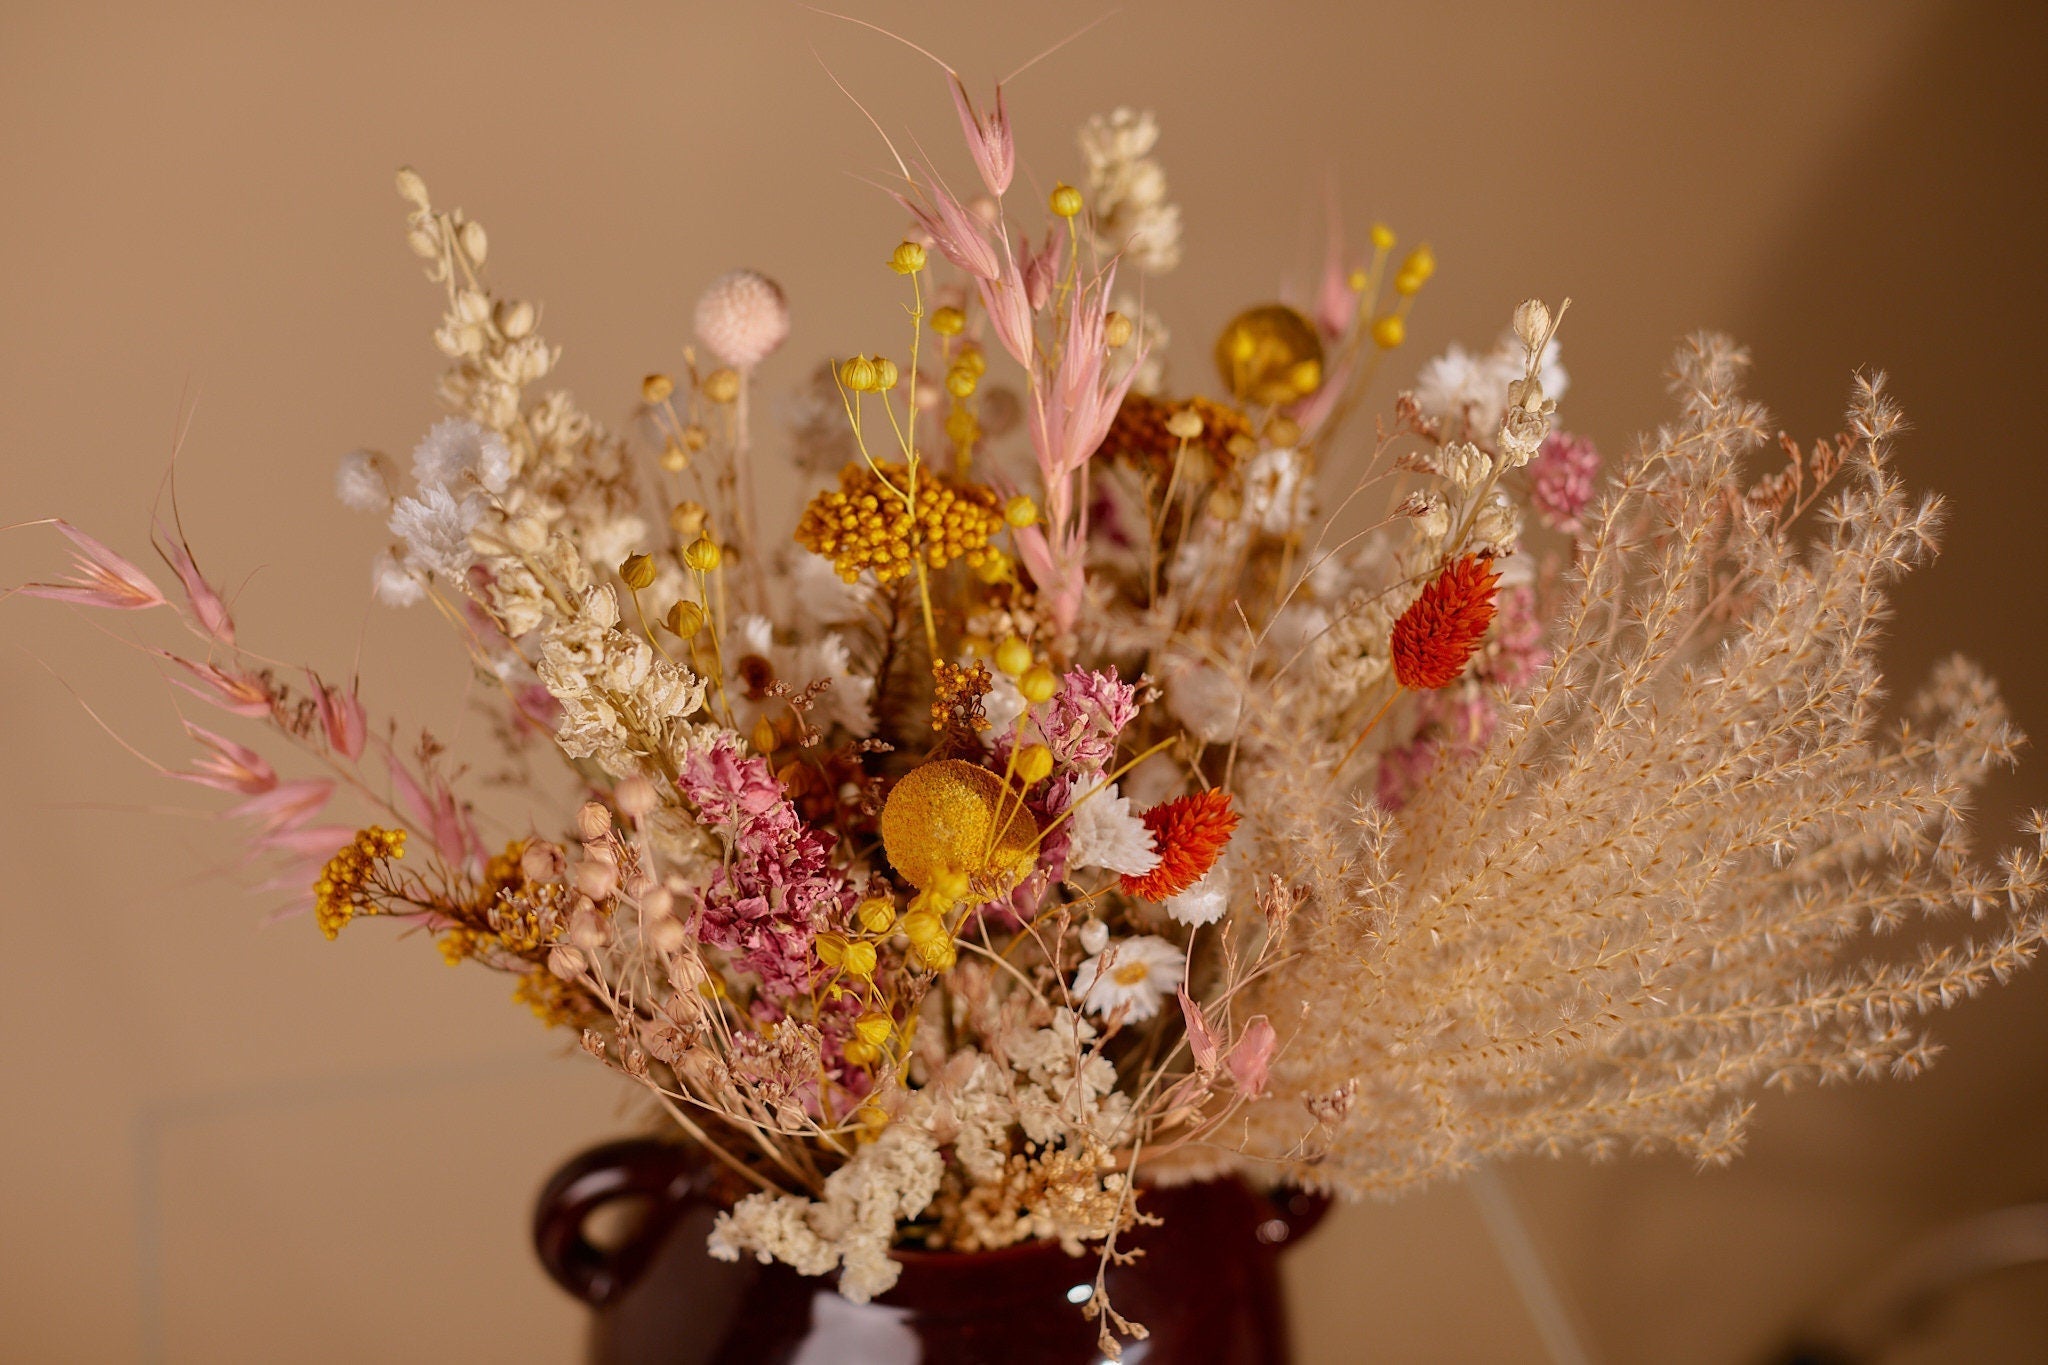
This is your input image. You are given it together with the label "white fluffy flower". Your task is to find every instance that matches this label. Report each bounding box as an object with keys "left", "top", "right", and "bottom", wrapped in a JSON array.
[
  {"left": 387, "top": 483, "right": 483, "bottom": 578},
  {"left": 370, "top": 547, "right": 425, "bottom": 607},
  {"left": 1166, "top": 866, "right": 1230, "bottom": 927},
  {"left": 1072, "top": 935, "right": 1184, "bottom": 1022},
  {"left": 1414, "top": 336, "right": 1568, "bottom": 439},
  {"left": 730, "top": 615, "right": 875, "bottom": 738},
  {"left": 1063, "top": 782, "right": 1159, "bottom": 877},
  {"left": 410, "top": 416, "right": 513, "bottom": 493},
  {"left": 1165, "top": 660, "right": 1242, "bottom": 745},
  {"left": 695, "top": 269, "right": 790, "bottom": 369},
  {"left": 1242, "top": 446, "right": 1310, "bottom": 535},
  {"left": 334, "top": 449, "right": 390, "bottom": 511}
]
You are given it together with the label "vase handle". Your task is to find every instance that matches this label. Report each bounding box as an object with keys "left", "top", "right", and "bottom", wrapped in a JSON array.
[{"left": 532, "top": 1138, "right": 703, "bottom": 1306}]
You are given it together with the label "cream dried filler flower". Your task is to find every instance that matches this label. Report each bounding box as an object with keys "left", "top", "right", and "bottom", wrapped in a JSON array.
[{"left": 16, "top": 67, "right": 2044, "bottom": 1363}]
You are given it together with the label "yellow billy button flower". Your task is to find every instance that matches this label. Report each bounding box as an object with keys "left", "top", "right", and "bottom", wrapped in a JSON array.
[
  {"left": 889, "top": 240, "right": 927, "bottom": 274},
  {"left": 684, "top": 537, "right": 723, "bottom": 572},
  {"left": 1014, "top": 743, "right": 1054, "bottom": 785},
  {"left": 1018, "top": 665, "right": 1058, "bottom": 706},
  {"left": 930, "top": 305, "right": 966, "bottom": 337},
  {"left": 880, "top": 760, "right": 1039, "bottom": 895},
  {"left": 994, "top": 635, "right": 1033, "bottom": 678},
  {"left": 856, "top": 897, "right": 897, "bottom": 933},
  {"left": 1003, "top": 495, "right": 1039, "bottom": 529},
  {"left": 841, "top": 939, "right": 878, "bottom": 979},
  {"left": 618, "top": 553, "right": 656, "bottom": 590},
  {"left": 1049, "top": 183, "right": 1084, "bottom": 218}
]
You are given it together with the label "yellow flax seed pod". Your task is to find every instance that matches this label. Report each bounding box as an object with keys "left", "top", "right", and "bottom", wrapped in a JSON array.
[
  {"left": 840, "top": 356, "right": 878, "bottom": 392},
  {"left": 1014, "top": 743, "right": 1053, "bottom": 785},
  {"left": 1018, "top": 665, "right": 1058, "bottom": 705},
  {"left": 1104, "top": 311, "right": 1134, "bottom": 348},
  {"left": 842, "top": 1038, "right": 880, "bottom": 1067},
  {"left": 641, "top": 373, "right": 675, "bottom": 404},
  {"left": 659, "top": 442, "right": 688, "bottom": 473},
  {"left": 1370, "top": 223, "right": 1396, "bottom": 252},
  {"left": 856, "top": 897, "right": 897, "bottom": 934},
  {"left": 931, "top": 305, "right": 966, "bottom": 337},
  {"left": 841, "top": 939, "right": 878, "bottom": 978},
  {"left": 930, "top": 868, "right": 971, "bottom": 903},
  {"left": 702, "top": 367, "right": 741, "bottom": 404},
  {"left": 994, "top": 636, "right": 1033, "bottom": 678},
  {"left": 684, "top": 537, "right": 723, "bottom": 572},
  {"left": 854, "top": 1012, "right": 893, "bottom": 1047},
  {"left": 946, "top": 365, "right": 978, "bottom": 399},
  {"left": 889, "top": 241, "right": 927, "bottom": 275},
  {"left": 1003, "top": 495, "right": 1039, "bottom": 528},
  {"left": 664, "top": 599, "right": 705, "bottom": 638},
  {"left": 750, "top": 715, "right": 781, "bottom": 755},
  {"left": 872, "top": 357, "right": 901, "bottom": 391},
  {"left": 1049, "top": 183, "right": 1084, "bottom": 218},
  {"left": 915, "top": 936, "right": 959, "bottom": 972},
  {"left": 1371, "top": 314, "right": 1406, "bottom": 349},
  {"left": 945, "top": 407, "right": 981, "bottom": 447},
  {"left": 815, "top": 934, "right": 848, "bottom": 969},
  {"left": 618, "top": 554, "right": 657, "bottom": 590},
  {"left": 901, "top": 909, "right": 947, "bottom": 946}
]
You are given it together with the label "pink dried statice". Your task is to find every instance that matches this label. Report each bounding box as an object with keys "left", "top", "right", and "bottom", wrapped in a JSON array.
[
  {"left": 1039, "top": 667, "right": 1138, "bottom": 771},
  {"left": 1528, "top": 430, "right": 1601, "bottom": 534},
  {"left": 676, "top": 737, "right": 854, "bottom": 999}
]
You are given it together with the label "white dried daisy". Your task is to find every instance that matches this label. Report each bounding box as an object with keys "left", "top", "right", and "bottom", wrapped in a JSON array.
[{"left": 1072, "top": 934, "right": 1183, "bottom": 1022}]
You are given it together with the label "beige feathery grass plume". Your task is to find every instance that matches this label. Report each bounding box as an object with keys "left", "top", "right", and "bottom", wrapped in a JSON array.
[{"left": 1226, "top": 335, "right": 2048, "bottom": 1195}]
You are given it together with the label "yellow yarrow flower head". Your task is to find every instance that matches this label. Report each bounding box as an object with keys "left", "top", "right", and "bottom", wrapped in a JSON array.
[{"left": 794, "top": 463, "right": 1006, "bottom": 585}]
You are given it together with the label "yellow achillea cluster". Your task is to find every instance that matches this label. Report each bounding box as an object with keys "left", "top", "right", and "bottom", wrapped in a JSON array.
[
  {"left": 795, "top": 462, "right": 1004, "bottom": 585},
  {"left": 313, "top": 826, "right": 407, "bottom": 940}
]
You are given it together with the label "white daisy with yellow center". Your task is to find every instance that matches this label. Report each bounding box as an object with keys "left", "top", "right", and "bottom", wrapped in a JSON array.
[{"left": 1071, "top": 934, "right": 1184, "bottom": 1023}]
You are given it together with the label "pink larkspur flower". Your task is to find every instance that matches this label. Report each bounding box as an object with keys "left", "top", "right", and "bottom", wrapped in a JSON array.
[
  {"left": 1040, "top": 668, "right": 1138, "bottom": 771},
  {"left": 1529, "top": 431, "right": 1601, "bottom": 534}
]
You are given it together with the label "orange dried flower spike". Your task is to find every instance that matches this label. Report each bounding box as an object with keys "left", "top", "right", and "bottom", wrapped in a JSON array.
[
  {"left": 1391, "top": 553, "right": 1500, "bottom": 690},
  {"left": 1122, "top": 789, "right": 1239, "bottom": 901}
]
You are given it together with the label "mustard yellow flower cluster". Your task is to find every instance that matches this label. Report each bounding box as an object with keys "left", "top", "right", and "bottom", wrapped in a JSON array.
[
  {"left": 313, "top": 826, "right": 407, "bottom": 941},
  {"left": 794, "top": 462, "right": 1005, "bottom": 585}
]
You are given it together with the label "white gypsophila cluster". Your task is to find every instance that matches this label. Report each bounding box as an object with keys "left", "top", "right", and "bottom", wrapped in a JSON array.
[
  {"left": 708, "top": 1122, "right": 944, "bottom": 1303},
  {"left": 1413, "top": 334, "right": 1567, "bottom": 442},
  {"left": 1080, "top": 109, "right": 1183, "bottom": 275},
  {"left": 1063, "top": 781, "right": 1160, "bottom": 877},
  {"left": 533, "top": 583, "right": 707, "bottom": 778},
  {"left": 1000, "top": 1008, "right": 1131, "bottom": 1151},
  {"left": 731, "top": 615, "right": 876, "bottom": 738},
  {"left": 334, "top": 449, "right": 391, "bottom": 511},
  {"left": 1162, "top": 656, "right": 1243, "bottom": 745},
  {"left": 412, "top": 416, "right": 514, "bottom": 493},
  {"left": 1240, "top": 446, "right": 1311, "bottom": 535}
]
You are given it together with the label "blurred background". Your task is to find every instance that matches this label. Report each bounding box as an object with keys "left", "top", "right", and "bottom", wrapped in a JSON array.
[{"left": 4, "top": 1, "right": 2045, "bottom": 1360}]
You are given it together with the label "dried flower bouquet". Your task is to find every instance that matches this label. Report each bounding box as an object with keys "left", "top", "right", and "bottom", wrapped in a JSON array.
[{"left": 16, "top": 65, "right": 2047, "bottom": 1357}]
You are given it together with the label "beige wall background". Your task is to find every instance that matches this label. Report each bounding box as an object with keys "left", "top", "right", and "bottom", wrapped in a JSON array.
[{"left": 4, "top": 1, "right": 2045, "bottom": 1360}]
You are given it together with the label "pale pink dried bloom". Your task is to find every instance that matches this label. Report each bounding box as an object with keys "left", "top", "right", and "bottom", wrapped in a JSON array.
[
  {"left": 154, "top": 522, "right": 235, "bottom": 645},
  {"left": 1528, "top": 430, "right": 1601, "bottom": 534},
  {"left": 694, "top": 269, "right": 791, "bottom": 369},
  {"left": 179, "top": 722, "right": 277, "bottom": 795},
  {"left": 310, "top": 672, "right": 368, "bottom": 760}
]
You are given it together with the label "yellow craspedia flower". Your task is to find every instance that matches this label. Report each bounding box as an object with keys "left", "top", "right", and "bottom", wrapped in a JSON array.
[
  {"left": 879, "top": 759, "right": 1037, "bottom": 893},
  {"left": 1213, "top": 304, "right": 1326, "bottom": 406},
  {"left": 793, "top": 463, "right": 1006, "bottom": 586}
]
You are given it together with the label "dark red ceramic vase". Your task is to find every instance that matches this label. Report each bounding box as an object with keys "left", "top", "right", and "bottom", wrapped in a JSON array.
[{"left": 534, "top": 1138, "right": 1328, "bottom": 1364}]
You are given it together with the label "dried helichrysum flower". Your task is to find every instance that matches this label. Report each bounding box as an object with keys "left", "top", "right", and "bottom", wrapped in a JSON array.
[
  {"left": 793, "top": 463, "right": 1005, "bottom": 585},
  {"left": 1121, "top": 789, "right": 1237, "bottom": 902},
  {"left": 1390, "top": 554, "right": 1500, "bottom": 690},
  {"left": 693, "top": 269, "right": 790, "bottom": 369},
  {"left": 313, "top": 826, "right": 407, "bottom": 940},
  {"left": 1095, "top": 392, "right": 1249, "bottom": 481}
]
